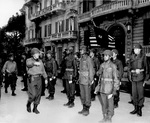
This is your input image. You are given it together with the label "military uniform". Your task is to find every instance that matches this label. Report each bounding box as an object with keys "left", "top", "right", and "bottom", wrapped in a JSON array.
[
  {"left": 91, "top": 56, "right": 100, "bottom": 101},
  {"left": 26, "top": 48, "right": 47, "bottom": 114},
  {"left": 45, "top": 50, "right": 58, "bottom": 100},
  {"left": 112, "top": 49, "right": 123, "bottom": 108},
  {"left": 63, "top": 50, "right": 77, "bottom": 108},
  {"left": 78, "top": 54, "right": 94, "bottom": 116},
  {"left": 96, "top": 50, "right": 119, "bottom": 123},
  {"left": 128, "top": 44, "right": 149, "bottom": 116},
  {"left": 2, "top": 53, "right": 18, "bottom": 96}
]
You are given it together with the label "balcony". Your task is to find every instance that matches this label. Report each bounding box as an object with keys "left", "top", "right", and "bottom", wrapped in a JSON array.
[
  {"left": 91, "top": 0, "right": 132, "bottom": 18},
  {"left": 135, "top": 0, "right": 150, "bottom": 8},
  {"left": 43, "top": 31, "right": 77, "bottom": 42},
  {"left": 23, "top": 38, "right": 42, "bottom": 46},
  {"left": 24, "top": 0, "right": 39, "bottom": 6},
  {"left": 30, "top": 2, "right": 66, "bottom": 21},
  {"left": 78, "top": 12, "right": 91, "bottom": 23}
]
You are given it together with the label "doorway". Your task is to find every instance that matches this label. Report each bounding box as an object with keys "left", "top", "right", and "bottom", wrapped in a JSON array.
[{"left": 108, "top": 25, "right": 126, "bottom": 66}]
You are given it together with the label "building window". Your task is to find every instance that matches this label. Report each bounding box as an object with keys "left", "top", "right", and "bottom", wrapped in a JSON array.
[
  {"left": 48, "top": 24, "right": 52, "bottom": 36},
  {"left": 45, "top": 25, "right": 47, "bottom": 37},
  {"left": 103, "top": 0, "right": 111, "bottom": 4},
  {"left": 55, "top": 22, "right": 58, "bottom": 33},
  {"left": 28, "top": 29, "right": 34, "bottom": 39},
  {"left": 66, "top": 19, "right": 69, "bottom": 31},
  {"left": 83, "top": 0, "right": 95, "bottom": 13},
  {"left": 144, "top": 18, "right": 150, "bottom": 45}
]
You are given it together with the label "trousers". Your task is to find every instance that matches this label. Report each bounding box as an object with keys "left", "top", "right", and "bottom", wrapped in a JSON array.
[{"left": 27, "top": 76, "right": 42, "bottom": 105}]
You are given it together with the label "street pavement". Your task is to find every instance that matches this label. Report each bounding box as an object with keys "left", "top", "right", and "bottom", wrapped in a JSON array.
[{"left": 0, "top": 77, "right": 150, "bottom": 123}]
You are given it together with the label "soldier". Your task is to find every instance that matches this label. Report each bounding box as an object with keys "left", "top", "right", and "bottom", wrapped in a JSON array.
[
  {"left": 45, "top": 50, "right": 58, "bottom": 100},
  {"left": 78, "top": 46, "right": 94, "bottom": 116},
  {"left": 60, "top": 49, "right": 68, "bottom": 93},
  {"left": 26, "top": 48, "right": 48, "bottom": 114},
  {"left": 112, "top": 49, "right": 123, "bottom": 108},
  {"left": 63, "top": 46, "right": 77, "bottom": 108},
  {"left": 89, "top": 48, "right": 100, "bottom": 101},
  {"left": 96, "top": 50, "right": 119, "bottom": 123},
  {"left": 128, "top": 44, "right": 149, "bottom": 117},
  {"left": 74, "top": 52, "right": 80, "bottom": 96},
  {"left": 2, "top": 53, "right": 18, "bottom": 96},
  {"left": 21, "top": 53, "right": 28, "bottom": 91}
]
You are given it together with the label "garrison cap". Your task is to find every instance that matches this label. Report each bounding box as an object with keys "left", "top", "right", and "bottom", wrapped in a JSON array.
[
  {"left": 112, "top": 49, "right": 119, "bottom": 55},
  {"left": 103, "top": 50, "right": 113, "bottom": 56},
  {"left": 31, "top": 48, "right": 40, "bottom": 55},
  {"left": 134, "top": 43, "right": 142, "bottom": 49}
]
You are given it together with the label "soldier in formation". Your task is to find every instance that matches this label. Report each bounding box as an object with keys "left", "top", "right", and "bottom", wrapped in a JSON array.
[
  {"left": 45, "top": 50, "right": 58, "bottom": 100},
  {"left": 128, "top": 44, "right": 149, "bottom": 117}
]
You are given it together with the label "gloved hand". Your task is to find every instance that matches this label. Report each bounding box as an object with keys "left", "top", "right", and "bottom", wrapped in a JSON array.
[
  {"left": 108, "top": 94, "right": 113, "bottom": 99},
  {"left": 113, "top": 90, "right": 117, "bottom": 96}
]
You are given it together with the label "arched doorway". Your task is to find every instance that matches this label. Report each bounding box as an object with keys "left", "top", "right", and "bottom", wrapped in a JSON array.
[{"left": 108, "top": 25, "right": 126, "bottom": 66}]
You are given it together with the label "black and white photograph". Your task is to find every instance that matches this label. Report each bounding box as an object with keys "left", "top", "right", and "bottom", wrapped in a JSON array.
[{"left": 1, "top": 0, "right": 150, "bottom": 123}]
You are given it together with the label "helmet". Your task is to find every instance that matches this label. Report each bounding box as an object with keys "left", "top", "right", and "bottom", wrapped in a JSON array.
[
  {"left": 31, "top": 48, "right": 40, "bottom": 55},
  {"left": 103, "top": 50, "right": 113, "bottom": 57},
  {"left": 46, "top": 50, "right": 53, "bottom": 54},
  {"left": 112, "top": 49, "right": 119, "bottom": 55},
  {"left": 80, "top": 45, "right": 88, "bottom": 52},
  {"left": 134, "top": 43, "right": 142, "bottom": 49}
]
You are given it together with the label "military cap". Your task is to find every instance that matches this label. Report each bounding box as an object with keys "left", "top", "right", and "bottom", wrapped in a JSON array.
[
  {"left": 89, "top": 48, "right": 96, "bottom": 54},
  {"left": 112, "top": 49, "right": 119, "bottom": 55},
  {"left": 134, "top": 43, "right": 142, "bottom": 49},
  {"left": 31, "top": 48, "right": 40, "bottom": 55},
  {"left": 46, "top": 50, "right": 53, "bottom": 54},
  {"left": 103, "top": 50, "right": 113, "bottom": 56},
  {"left": 8, "top": 53, "right": 14, "bottom": 58},
  {"left": 80, "top": 45, "right": 88, "bottom": 52}
]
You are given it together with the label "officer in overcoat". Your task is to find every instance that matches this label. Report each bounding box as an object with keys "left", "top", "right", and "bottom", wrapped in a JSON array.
[
  {"left": 78, "top": 46, "right": 94, "bottom": 116},
  {"left": 128, "top": 44, "right": 149, "bottom": 117},
  {"left": 26, "top": 48, "right": 48, "bottom": 114},
  {"left": 112, "top": 49, "right": 123, "bottom": 108},
  {"left": 96, "top": 50, "right": 119, "bottom": 123}
]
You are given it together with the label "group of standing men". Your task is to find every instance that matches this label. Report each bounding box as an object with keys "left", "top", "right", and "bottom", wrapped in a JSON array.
[{"left": 1, "top": 42, "right": 149, "bottom": 123}]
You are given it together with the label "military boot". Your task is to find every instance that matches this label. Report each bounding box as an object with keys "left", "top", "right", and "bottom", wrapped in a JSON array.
[
  {"left": 33, "top": 104, "right": 40, "bottom": 114},
  {"left": 130, "top": 105, "right": 138, "bottom": 114},
  {"left": 99, "top": 114, "right": 107, "bottom": 123},
  {"left": 82, "top": 106, "right": 90, "bottom": 116},
  {"left": 106, "top": 115, "right": 112, "bottom": 123},
  {"left": 78, "top": 105, "right": 86, "bottom": 114},
  {"left": 12, "top": 90, "right": 16, "bottom": 96},
  {"left": 26, "top": 101, "right": 31, "bottom": 113},
  {"left": 137, "top": 106, "right": 142, "bottom": 117},
  {"left": 63, "top": 101, "right": 71, "bottom": 106}
]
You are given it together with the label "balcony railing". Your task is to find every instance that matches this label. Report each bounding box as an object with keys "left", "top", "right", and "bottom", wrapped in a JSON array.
[
  {"left": 135, "top": 0, "right": 150, "bottom": 8},
  {"left": 78, "top": 12, "right": 91, "bottom": 23},
  {"left": 43, "top": 31, "right": 77, "bottom": 42},
  {"left": 91, "top": 0, "right": 132, "bottom": 18},
  {"left": 30, "top": 2, "right": 65, "bottom": 21},
  {"left": 23, "top": 38, "right": 42, "bottom": 46},
  {"left": 25, "top": 0, "right": 39, "bottom": 6}
]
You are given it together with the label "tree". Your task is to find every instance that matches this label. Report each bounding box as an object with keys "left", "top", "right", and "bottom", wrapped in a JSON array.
[{"left": 4, "top": 12, "right": 25, "bottom": 55}]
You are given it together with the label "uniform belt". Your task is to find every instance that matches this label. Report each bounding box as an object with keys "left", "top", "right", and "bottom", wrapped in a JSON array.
[
  {"left": 101, "top": 78, "right": 113, "bottom": 81},
  {"left": 31, "top": 74, "right": 41, "bottom": 77},
  {"left": 66, "top": 68, "right": 73, "bottom": 71},
  {"left": 131, "top": 69, "right": 144, "bottom": 73},
  {"left": 80, "top": 71, "right": 89, "bottom": 76}
]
